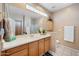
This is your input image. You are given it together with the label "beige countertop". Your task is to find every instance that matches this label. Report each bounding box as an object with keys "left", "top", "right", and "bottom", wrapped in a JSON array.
[{"left": 2, "top": 33, "right": 51, "bottom": 51}]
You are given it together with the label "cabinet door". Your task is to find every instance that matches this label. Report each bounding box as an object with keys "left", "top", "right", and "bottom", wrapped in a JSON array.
[
  {"left": 45, "top": 37, "right": 50, "bottom": 53},
  {"left": 39, "top": 39, "right": 45, "bottom": 55},
  {"left": 29, "top": 41, "right": 38, "bottom": 56}
]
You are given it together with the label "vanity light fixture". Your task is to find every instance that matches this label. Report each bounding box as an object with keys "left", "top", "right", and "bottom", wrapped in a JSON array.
[{"left": 26, "top": 4, "right": 48, "bottom": 17}]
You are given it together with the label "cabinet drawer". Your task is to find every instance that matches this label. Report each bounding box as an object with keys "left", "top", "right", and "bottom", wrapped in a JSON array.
[
  {"left": 11, "top": 49, "right": 28, "bottom": 56},
  {"left": 5, "top": 44, "right": 28, "bottom": 55}
]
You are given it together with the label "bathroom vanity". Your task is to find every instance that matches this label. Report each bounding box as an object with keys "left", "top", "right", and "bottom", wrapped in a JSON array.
[
  {"left": 1, "top": 3, "right": 52, "bottom": 56},
  {"left": 1, "top": 34, "right": 51, "bottom": 56}
]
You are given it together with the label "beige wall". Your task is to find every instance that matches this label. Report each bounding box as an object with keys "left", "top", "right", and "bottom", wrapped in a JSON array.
[{"left": 52, "top": 4, "right": 79, "bottom": 50}]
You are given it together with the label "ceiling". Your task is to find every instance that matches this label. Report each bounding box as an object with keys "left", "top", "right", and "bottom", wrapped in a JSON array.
[{"left": 39, "top": 3, "right": 72, "bottom": 12}]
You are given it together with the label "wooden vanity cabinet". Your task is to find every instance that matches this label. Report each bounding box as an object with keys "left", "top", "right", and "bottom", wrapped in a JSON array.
[
  {"left": 4, "top": 44, "right": 29, "bottom": 56},
  {"left": 29, "top": 41, "right": 38, "bottom": 56},
  {"left": 38, "top": 39, "right": 45, "bottom": 55},
  {"left": 45, "top": 37, "right": 50, "bottom": 53},
  {"left": 1, "top": 36, "right": 51, "bottom": 56}
]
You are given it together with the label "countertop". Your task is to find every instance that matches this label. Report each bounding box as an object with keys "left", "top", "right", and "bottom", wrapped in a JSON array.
[{"left": 2, "top": 33, "right": 51, "bottom": 51}]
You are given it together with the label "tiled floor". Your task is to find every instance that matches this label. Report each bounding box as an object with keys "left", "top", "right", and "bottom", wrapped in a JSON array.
[{"left": 54, "top": 44, "right": 79, "bottom": 56}]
